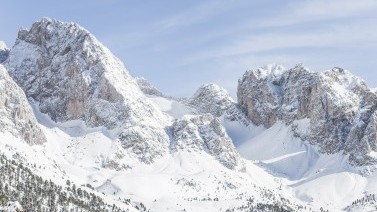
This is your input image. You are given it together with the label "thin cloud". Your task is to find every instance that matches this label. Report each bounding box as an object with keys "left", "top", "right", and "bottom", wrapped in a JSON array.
[
  {"left": 258, "top": 0, "right": 377, "bottom": 28},
  {"left": 154, "top": 0, "right": 258, "bottom": 31},
  {"left": 180, "top": 6, "right": 377, "bottom": 65}
]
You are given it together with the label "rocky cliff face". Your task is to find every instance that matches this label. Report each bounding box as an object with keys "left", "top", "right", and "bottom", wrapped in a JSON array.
[
  {"left": 189, "top": 84, "right": 250, "bottom": 125},
  {"left": 4, "top": 18, "right": 169, "bottom": 163},
  {"left": 0, "top": 41, "right": 9, "bottom": 63},
  {"left": 171, "top": 114, "right": 243, "bottom": 169},
  {"left": 238, "top": 64, "right": 377, "bottom": 165},
  {"left": 0, "top": 65, "right": 46, "bottom": 144}
]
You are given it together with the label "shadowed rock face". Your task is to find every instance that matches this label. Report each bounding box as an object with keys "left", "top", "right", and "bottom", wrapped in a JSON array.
[
  {"left": 238, "top": 64, "right": 377, "bottom": 165},
  {"left": 0, "top": 65, "right": 46, "bottom": 144},
  {"left": 0, "top": 45, "right": 9, "bottom": 63},
  {"left": 4, "top": 18, "right": 169, "bottom": 163}
]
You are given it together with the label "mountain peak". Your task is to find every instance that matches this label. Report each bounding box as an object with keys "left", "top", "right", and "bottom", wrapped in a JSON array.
[
  {"left": 194, "top": 83, "right": 233, "bottom": 101},
  {"left": 248, "top": 64, "right": 286, "bottom": 80},
  {"left": 17, "top": 18, "right": 91, "bottom": 45},
  {"left": 190, "top": 83, "right": 234, "bottom": 117},
  {"left": 0, "top": 41, "right": 7, "bottom": 49},
  {"left": 5, "top": 19, "right": 169, "bottom": 163},
  {"left": 323, "top": 67, "right": 367, "bottom": 91},
  {"left": 238, "top": 64, "right": 377, "bottom": 165},
  {"left": 189, "top": 83, "right": 251, "bottom": 126}
]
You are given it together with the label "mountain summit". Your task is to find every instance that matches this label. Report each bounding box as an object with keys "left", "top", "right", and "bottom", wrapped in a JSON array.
[
  {"left": 5, "top": 18, "right": 170, "bottom": 163},
  {"left": 238, "top": 64, "right": 377, "bottom": 165}
]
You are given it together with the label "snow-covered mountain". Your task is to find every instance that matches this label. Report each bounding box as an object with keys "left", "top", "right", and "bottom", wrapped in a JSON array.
[
  {"left": 237, "top": 64, "right": 377, "bottom": 166},
  {"left": 237, "top": 64, "right": 377, "bottom": 211},
  {"left": 0, "top": 18, "right": 306, "bottom": 211},
  {"left": 5, "top": 18, "right": 170, "bottom": 164},
  {"left": 1, "top": 18, "right": 377, "bottom": 211}
]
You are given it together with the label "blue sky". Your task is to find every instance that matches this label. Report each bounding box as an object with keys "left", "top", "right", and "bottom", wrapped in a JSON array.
[{"left": 1, "top": 0, "right": 377, "bottom": 97}]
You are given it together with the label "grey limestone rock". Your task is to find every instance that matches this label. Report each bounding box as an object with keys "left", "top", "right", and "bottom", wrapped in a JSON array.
[
  {"left": 0, "top": 41, "right": 9, "bottom": 63},
  {"left": 0, "top": 65, "right": 46, "bottom": 144},
  {"left": 238, "top": 64, "right": 377, "bottom": 165},
  {"left": 189, "top": 83, "right": 250, "bottom": 126},
  {"left": 171, "top": 114, "right": 243, "bottom": 169},
  {"left": 4, "top": 18, "right": 169, "bottom": 163}
]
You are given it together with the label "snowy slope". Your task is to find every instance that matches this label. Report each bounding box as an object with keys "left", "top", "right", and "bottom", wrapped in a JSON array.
[
  {"left": 140, "top": 76, "right": 377, "bottom": 211},
  {"left": 237, "top": 121, "right": 369, "bottom": 211},
  {"left": 0, "top": 101, "right": 306, "bottom": 211}
]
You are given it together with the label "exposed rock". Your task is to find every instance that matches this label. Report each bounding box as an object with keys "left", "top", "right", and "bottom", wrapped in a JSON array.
[
  {"left": 189, "top": 84, "right": 250, "bottom": 125},
  {"left": 238, "top": 64, "right": 377, "bottom": 165},
  {"left": 172, "top": 114, "right": 243, "bottom": 169},
  {"left": 0, "top": 65, "right": 46, "bottom": 144},
  {"left": 0, "top": 41, "right": 9, "bottom": 63},
  {"left": 4, "top": 18, "right": 168, "bottom": 163}
]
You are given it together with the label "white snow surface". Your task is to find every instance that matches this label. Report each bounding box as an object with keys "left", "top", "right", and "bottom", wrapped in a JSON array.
[
  {"left": 129, "top": 88, "right": 377, "bottom": 211},
  {"left": 135, "top": 79, "right": 377, "bottom": 211},
  {"left": 0, "top": 102, "right": 304, "bottom": 211},
  {"left": 148, "top": 95, "right": 196, "bottom": 120},
  {"left": 2, "top": 68, "right": 377, "bottom": 211},
  {"left": 237, "top": 121, "right": 376, "bottom": 211}
]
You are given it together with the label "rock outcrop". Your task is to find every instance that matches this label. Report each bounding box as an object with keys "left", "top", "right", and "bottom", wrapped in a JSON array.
[
  {"left": 238, "top": 64, "right": 377, "bottom": 165},
  {"left": 0, "top": 41, "right": 9, "bottom": 63},
  {"left": 172, "top": 114, "right": 243, "bottom": 169},
  {"left": 189, "top": 84, "right": 250, "bottom": 125},
  {"left": 0, "top": 65, "right": 46, "bottom": 144}
]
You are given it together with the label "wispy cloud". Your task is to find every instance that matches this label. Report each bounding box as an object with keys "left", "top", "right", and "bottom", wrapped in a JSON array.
[
  {"left": 99, "top": 0, "right": 377, "bottom": 96},
  {"left": 256, "top": 0, "right": 377, "bottom": 28},
  {"left": 154, "top": 1, "right": 253, "bottom": 31},
  {"left": 183, "top": 23, "right": 377, "bottom": 63},
  {"left": 177, "top": 0, "right": 377, "bottom": 64}
]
